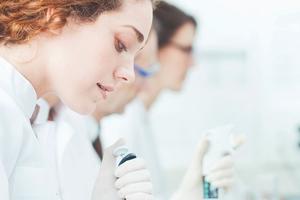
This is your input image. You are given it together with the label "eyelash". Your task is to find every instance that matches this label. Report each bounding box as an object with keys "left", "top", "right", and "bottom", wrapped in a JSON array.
[{"left": 115, "top": 38, "right": 128, "bottom": 53}]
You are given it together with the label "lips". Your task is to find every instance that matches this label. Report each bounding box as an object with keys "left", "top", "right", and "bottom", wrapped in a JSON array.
[{"left": 97, "top": 83, "right": 114, "bottom": 100}]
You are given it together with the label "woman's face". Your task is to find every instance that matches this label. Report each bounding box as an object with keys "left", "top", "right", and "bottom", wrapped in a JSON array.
[
  {"left": 158, "top": 22, "right": 196, "bottom": 91},
  {"left": 41, "top": 0, "right": 153, "bottom": 114},
  {"left": 94, "top": 30, "right": 159, "bottom": 115},
  {"left": 96, "top": 83, "right": 139, "bottom": 115}
]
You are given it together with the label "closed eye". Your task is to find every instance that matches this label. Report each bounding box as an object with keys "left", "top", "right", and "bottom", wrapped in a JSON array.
[{"left": 115, "top": 38, "right": 128, "bottom": 53}]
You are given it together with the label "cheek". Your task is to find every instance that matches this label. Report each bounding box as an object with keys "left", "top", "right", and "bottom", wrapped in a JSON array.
[
  {"left": 162, "top": 49, "right": 184, "bottom": 73},
  {"left": 175, "top": 53, "right": 188, "bottom": 66},
  {"left": 164, "top": 59, "right": 184, "bottom": 79},
  {"left": 128, "top": 85, "right": 139, "bottom": 99},
  {"left": 66, "top": 29, "right": 117, "bottom": 85},
  {"left": 68, "top": 43, "right": 117, "bottom": 96},
  {"left": 57, "top": 87, "right": 97, "bottom": 115},
  {"left": 45, "top": 27, "right": 119, "bottom": 114},
  {"left": 171, "top": 54, "right": 189, "bottom": 77}
]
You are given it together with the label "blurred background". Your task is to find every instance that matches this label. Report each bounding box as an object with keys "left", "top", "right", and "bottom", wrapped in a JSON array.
[{"left": 148, "top": 0, "right": 300, "bottom": 199}]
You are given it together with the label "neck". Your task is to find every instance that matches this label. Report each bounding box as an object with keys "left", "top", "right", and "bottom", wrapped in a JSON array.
[
  {"left": 0, "top": 43, "right": 50, "bottom": 98},
  {"left": 14, "top": 62, "right": 49, "bottom": 98},
  {"left": 93, "top": 111, "right": 109, "bottom": 122},
  {"left": 139, "top": 75, "right": 164, "bottom": 111}
]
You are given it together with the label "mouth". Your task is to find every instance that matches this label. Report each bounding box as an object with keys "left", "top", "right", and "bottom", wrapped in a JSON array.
[{"left": 97, "top": 83, "right": 114, "bottom": 100}]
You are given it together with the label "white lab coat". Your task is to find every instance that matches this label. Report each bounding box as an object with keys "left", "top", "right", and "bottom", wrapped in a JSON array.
[
  {"left": 55, "top": 106, "right": 101, "bottom": 200},
  {"left": 0, "top": 57, "right": 59, "bottom": 199},
  {"left": 33, "top": 101, "right": 101, "bottom": 200},
  {"left": 33, "top": 100, "right": 62, "bottom": 200},
  {"left": 34, "top": 98, "right": 50, "bottom": 125},
  {"left": 101, "top": 98, "right": 167, "bottom": 200}
]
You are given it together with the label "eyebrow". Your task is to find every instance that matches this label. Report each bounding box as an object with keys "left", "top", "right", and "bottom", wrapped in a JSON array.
[{"left": 123, "top": 25, "right": 144, "bottom": 43}]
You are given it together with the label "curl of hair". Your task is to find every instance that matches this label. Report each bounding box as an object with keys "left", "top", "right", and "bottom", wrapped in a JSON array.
[{"left": 0, "top": 0, "right": 158, "bottom": 44}]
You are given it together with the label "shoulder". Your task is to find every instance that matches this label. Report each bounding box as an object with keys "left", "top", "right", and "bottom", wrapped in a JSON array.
[
  {"left": 0, "top": 88, "right": 28, "bottom": 127},
  {"left": 0, "top": 89, "right": 29, "bottom": 153},
  {"left": 0, "top": 89, "right": 30, "bottom": 176}
]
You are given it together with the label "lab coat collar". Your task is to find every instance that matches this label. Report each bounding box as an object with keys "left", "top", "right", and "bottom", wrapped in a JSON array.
[
  {"left": 0, "top": 57, "right": 37, "bottom": 118},
  {"left": 85, "top": 116, "right": 101, "bottom": 142},
  {"left": 35, "top": 98, "right": 50, "bottom": 125}
]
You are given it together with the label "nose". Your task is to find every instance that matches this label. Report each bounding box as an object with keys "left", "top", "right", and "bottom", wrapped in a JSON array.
[{"left": 114, "top": 60, "right": 135, "bottom": 84}]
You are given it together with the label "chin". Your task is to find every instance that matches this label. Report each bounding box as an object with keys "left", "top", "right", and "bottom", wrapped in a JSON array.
[
  {"left": 67, "top": 100, "right": 97, "bottom": 116},
  {"left": 116, "top": 108, "right": 125, "bottom": 114},
  {"left": 170, "top": 84, "right": 183, "bottom": 92}
]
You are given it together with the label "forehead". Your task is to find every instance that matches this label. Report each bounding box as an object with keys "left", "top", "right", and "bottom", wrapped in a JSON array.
[
  {"left": 99, "top": 0, "right": 153, "bottom": 42},
  {"left": 172, "top": 22, "right": 196, "bottom": 45},
  {"left": 135, "top": 31, "right": 158, "bottom": 66}
]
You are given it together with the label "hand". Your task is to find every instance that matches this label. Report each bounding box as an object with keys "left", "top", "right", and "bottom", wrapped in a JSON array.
[
  {"left": 205, "top": 134, "right": 245, "bottom": 191},
  {"left": 172, "top": 138, "right": 209, "bottom": 200},
  {"left": 205, "top": 155, "right": 234, "bottom": 191},
  {"left": 115, "top": 158, "right": 153, "bottom": 200},
  {"left": 92, "top": 139, "right": 124, "bottom": 200},
  {"left": 172, "top": 134, "right": 245, "bottom": 200},
  {"left": 92, "top": 139, "right": 153, "bottom": 200}
]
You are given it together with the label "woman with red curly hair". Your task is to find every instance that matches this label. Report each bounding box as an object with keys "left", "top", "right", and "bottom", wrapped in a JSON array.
[{"left": 0, "top": 0, "right": 156, "bottom": 199}]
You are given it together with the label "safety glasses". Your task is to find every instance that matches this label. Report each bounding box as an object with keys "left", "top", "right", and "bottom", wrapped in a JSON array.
[
  {"left": 169, "top": 41, "right": 194, "bottom": 54},
  {"left": 134, "top": 63, "right": 159, "bottom": 78}
]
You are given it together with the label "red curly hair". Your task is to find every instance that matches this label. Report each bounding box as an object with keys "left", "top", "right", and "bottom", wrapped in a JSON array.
[{"left": 0, "top": 0, "right": 159, "bottom": 45}]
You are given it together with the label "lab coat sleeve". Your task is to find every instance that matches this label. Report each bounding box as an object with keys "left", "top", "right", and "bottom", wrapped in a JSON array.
[
  {"left": 101, "top": 113, "right": 138, "bottom": 149},
  {"left": 100, "top": 100, "right": 144, "bottom": 149}
]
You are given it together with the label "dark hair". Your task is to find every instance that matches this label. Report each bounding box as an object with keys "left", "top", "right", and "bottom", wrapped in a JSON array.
[
  {"left": 0, "top": 0, "right": 159, "bottom": 45},
  {"left": 153, "top": 1, "right": 197, "bottom": 49}
]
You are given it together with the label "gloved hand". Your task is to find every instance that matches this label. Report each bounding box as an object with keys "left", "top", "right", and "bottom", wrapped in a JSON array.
[
  {"left": 115, "top": 157, "right": 153, "bottom": 199},
  {"left": 205, "top": 134, "right": 245, "bottom": 190},
  {"left": 172, "top": 136, "right": 242, "bottom": 200},
  {"left": 205, "top": 155, "right": 234, "bottom": 190},
  {"left": 92, "top": 139, "right": 153, "bottom": 200},
  {"left": 172, "top": 138, "right": 209, "bottom": 200}
]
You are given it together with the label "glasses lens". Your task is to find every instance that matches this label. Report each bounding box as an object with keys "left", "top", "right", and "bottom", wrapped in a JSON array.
[{"left": 134, "top": 64, "right": 156, "bottom": 78}]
